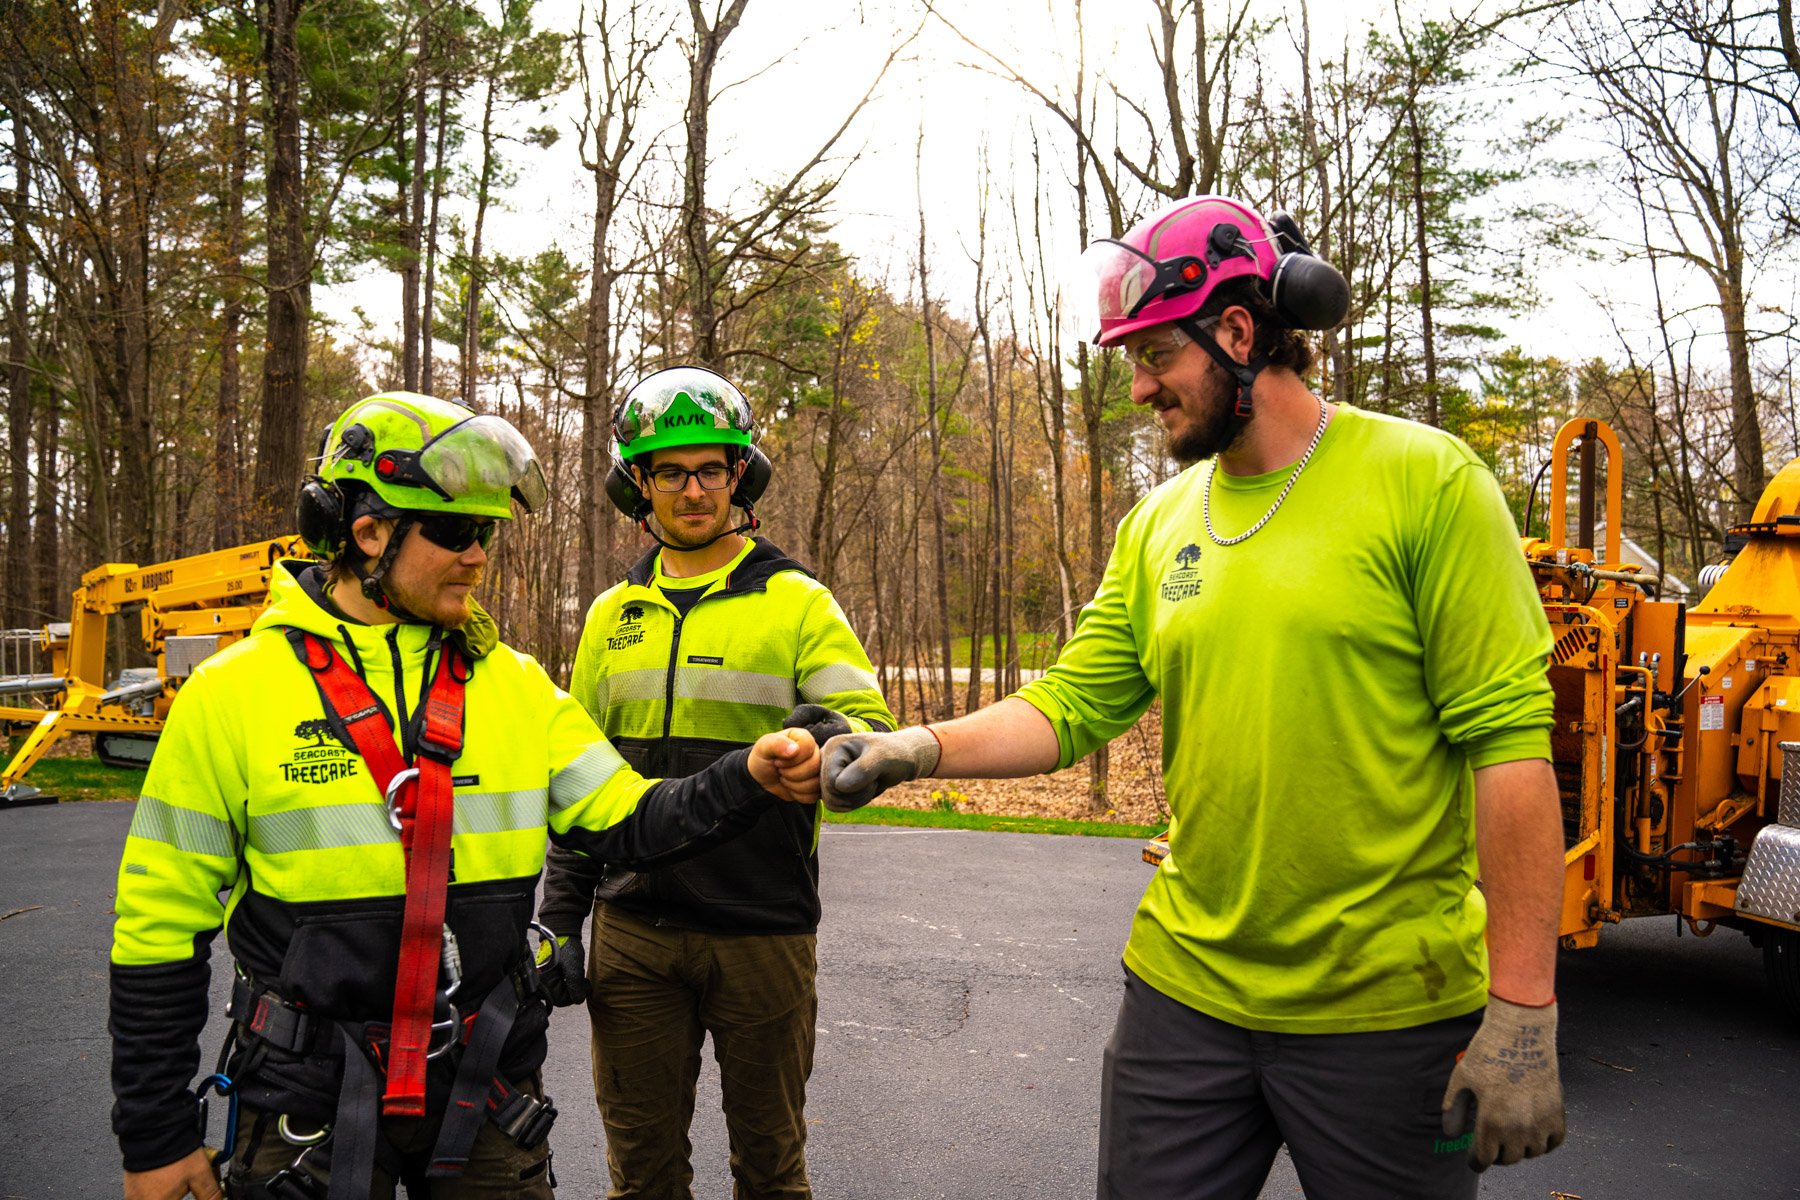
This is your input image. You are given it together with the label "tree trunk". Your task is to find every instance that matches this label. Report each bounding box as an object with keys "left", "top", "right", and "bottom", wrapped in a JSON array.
[
  {"left": 422, "top": 79, "right": 449, "bottom": 397},
  {"left": 462, "top": 76, "right": 498, "bottom": 408},
  {"left": 581, "top": 180, "right": 617, "bottom": 602},
  {"left": 216, "top": 66, "right": 250, "bottom": 548},
  {"left": 33, "top": 384, "right": 58, "bottom": 623},
  {"left": 1407, "top": 98, "right": 1438, "bottom": 427},
  {"left": 403, "top": 75, "right": 426, "bottom": 390},
  {"left": 681, "top": 0, "right": 747, "bottom": 366},
  {"left": 8, "top": 111, "right": 31, "bottom": 626},
  {"left": 252, "top": 0, "right": 310, "bottom": 536},
  {"left": 1719, "top": 261, "right": 1765, "bottom": 521}
]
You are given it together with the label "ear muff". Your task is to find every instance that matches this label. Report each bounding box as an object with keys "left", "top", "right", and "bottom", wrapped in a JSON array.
[
  {"left": 1270, "top": 253, "right": 1350, "bottom": 331},
  {"left": 606, "top": 460, "right": 651, "bottom": 519},
  {"left": 1265, "top": 210, "right": 1350, "bottom": 331},
  {"left": 730, "top": 445, "right": 772, "bottom": 509},
  {"left": 297, "top": 476, "right": 346, "bottom": 559}
]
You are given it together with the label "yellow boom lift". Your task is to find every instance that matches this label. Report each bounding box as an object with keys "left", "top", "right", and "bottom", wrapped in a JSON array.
[
  {"left": 0, "top": 536, "right": 307, "bottom": 806},
  {"left": 1144, "top": 419, "right": 1800, "bottom": 1022}
]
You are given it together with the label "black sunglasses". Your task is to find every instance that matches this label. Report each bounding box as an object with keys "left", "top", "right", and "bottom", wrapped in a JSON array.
[{"left": 412, "top": 513, "right": 497, "bottom": 553}]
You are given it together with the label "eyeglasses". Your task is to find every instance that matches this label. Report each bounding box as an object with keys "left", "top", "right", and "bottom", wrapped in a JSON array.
[
  {"left": 646, "top": 464, "right": 733, "bottom": 493},
  {"left": 412, "top": 513, "right": 498, "bottom": 553},
  {"left": 1121, "top": 318, "right": 1217, "bottom": 375}
]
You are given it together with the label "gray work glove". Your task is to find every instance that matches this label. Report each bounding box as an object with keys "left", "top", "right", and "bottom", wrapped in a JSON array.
[
  {"left": 1441, "top": 995, "right": 1565, "bottom": 1171},
  {"left": 782, "top": 703, "right": 854, "bottom": 746},
  {"left": 820, "top": 726, "right": 941, "bottom": 812}
]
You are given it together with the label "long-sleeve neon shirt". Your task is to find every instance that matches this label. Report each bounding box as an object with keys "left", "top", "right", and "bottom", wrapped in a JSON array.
[{"left": 1015, "top": 406, "right": 1553, "bottom": 1033}]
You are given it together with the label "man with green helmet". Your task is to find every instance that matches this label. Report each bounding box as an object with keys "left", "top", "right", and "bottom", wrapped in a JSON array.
[
  {"left": 109, "top": 390, "right": 826, "bottom": 1200},
  {"left": 538, "top": 366, "right": 895, "bottom": 1200}
]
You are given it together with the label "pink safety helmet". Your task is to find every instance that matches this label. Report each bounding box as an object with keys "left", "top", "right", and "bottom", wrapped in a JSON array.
[
  {"left": 1084, "top": 195, "right": 1348, "bottom": 347},
  {"left": 1085, "top": 196, "right": 1279, "bottom": 346}
]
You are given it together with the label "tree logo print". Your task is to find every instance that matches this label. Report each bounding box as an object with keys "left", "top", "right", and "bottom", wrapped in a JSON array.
[
  {"left": 1175, "top": 543, "right": 1202, "bottom": 570},
  {"left": 621, "top": 604, "right": 645, "bottom": 626},
  {"left": 293, "top": 717, "right": 334, "bottom": 748}
]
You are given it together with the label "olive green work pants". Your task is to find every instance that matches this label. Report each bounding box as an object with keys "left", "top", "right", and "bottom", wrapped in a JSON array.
[{"left": 587, "top": 902, "right": 818, "bottom": 1200}]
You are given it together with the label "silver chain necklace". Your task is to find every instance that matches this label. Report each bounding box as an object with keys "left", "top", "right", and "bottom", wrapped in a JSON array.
[{"left": 1202, "top": 398, "right": 1331, "bottom": 546}]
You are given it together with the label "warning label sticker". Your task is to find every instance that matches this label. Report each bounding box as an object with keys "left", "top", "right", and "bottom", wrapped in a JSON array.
[{"left": 1700, "top": 694, "right": 1725, "bottom": 731}]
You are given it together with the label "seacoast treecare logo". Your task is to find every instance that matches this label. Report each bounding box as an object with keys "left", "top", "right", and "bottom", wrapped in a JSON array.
[
  {"left": 1160, "top": 543, "right": 1204, "bottom": 602},
  {"left": 280, "top": 717, "right": 361, "bottom": 784},
  {"left": 609, "top": 603, "right": 646, "bottom": 651}
]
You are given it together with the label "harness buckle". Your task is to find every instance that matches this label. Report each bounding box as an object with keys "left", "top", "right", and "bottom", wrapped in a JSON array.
[{"left": 489, "top": 1082, "right": 558, "bottom": 1150}]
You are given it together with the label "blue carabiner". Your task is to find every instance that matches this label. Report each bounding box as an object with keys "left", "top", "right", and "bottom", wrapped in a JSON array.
[{"left": 195, "top": 1072, "right": 240, "bottom": 1158}]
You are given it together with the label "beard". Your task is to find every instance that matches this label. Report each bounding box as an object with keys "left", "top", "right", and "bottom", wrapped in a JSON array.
[
  {"left": 383, "top": 565, "right": 479, "bottom": 628},
  {"left": 661, "top": 504, "right": 734, "bottom": 548},
  {"left": 1165, "top": 363, "right": 1251, "bottom": 466}
]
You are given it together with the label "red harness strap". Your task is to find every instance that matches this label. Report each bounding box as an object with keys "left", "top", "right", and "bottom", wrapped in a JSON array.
[{"left": 290, "top": 629, "right": 468, "bottom": 1118}]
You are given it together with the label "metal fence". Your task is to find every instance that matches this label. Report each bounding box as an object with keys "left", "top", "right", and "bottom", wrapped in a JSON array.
[{"left": 0, "top": 629, "right": 48, "bottom": 681}]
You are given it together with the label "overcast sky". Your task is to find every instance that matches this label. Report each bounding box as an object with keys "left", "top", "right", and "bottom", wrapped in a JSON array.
[{"left": 322, "top": 0, "right": 1779, "bottom": 388}]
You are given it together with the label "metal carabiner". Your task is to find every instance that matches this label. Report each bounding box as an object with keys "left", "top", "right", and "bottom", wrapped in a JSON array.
[
  {"left": 195, "top": 1072, "right": 240, "bottom": 1159},
  {"left": 384, "top": 766, "right": 420, "bottom": 832},
  {"left": 277, "top": 1114, "right": 330, "bottom": 1147},
  {"left": 426, "top": 1000, "right": 463, "bottom": 1059}
]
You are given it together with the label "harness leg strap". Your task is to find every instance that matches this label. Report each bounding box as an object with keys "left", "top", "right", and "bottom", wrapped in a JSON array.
[
  {"left": 426, "top": 979, "right": 521, "bottom": 1177},
  {"left": 324, "top": 1024, "right": 384, "bottom": 1200}
]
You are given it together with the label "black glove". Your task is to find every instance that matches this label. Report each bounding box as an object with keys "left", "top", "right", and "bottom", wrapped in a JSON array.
[
  {"left": 533, "top": 928, "right": 590, "bottom": 1008},
  {"left": 782, "top": 703, "right": 854, "bottom": 746}
]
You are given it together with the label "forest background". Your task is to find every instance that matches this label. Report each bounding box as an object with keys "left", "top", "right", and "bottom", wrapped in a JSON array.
[{"left": 3, "top": 0, "right": 1797, "bottom": 819}]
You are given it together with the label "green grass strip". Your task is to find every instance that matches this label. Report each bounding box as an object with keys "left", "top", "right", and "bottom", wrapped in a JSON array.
[
  {"left": 11, "top": 755, "right": 1167, "bottom": 844},
  {"left": 8, "top": 756, "right": 147, "bottom": 802},
  {"left": 824, "top": 803, "right": 1160, "bottom": 839}
]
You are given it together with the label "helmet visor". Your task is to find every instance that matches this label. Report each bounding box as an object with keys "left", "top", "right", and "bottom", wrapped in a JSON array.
[
  {"left": 1082, "top": 237, "right": 1212, "bottom": 326},
  {"left": 418, "top": 414, "right": 549, "bottom": 515},
  {"left": 614, "top": 380, "right": 754, "bottom": 446}
]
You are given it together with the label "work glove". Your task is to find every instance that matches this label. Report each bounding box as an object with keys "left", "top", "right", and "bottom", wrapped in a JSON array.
[
  {"left": 1441, "top": 995, "right": 1565, "bottom": 1171},
  {"left": 533, "top": 931, "right": 589, "bottom": 1008},
  {"left": 821, "top": 726, "right": 941, "bottom": 812},
  {"left": 782, "top": 703, "right": 854, "bottom": 746}
]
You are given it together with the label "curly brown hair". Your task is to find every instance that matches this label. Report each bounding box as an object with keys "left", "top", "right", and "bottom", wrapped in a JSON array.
[{"left": 1195, "top": 276, "right": 1315, "bottom": 376}]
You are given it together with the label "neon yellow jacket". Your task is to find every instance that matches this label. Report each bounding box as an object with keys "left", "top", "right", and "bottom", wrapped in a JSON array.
[
  {"left": 110, "top": 562, "right": 780, "bottom": 1171},
  {"left": 541, "top": 539, "right": 894, "bottom": 935},
  {"left": 1016, "top": 407, "right": 1553, "bottom": 1034}
]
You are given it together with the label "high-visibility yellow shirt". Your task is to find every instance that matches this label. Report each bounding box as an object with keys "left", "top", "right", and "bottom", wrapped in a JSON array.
[{"left": 1016, "top": 406, "right": 1553, "bottom": 1033}]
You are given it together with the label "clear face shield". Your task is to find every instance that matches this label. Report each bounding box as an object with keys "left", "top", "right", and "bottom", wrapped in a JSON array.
[
  {"left": 417, "top": 414, "right": 550, "bottom": 514},
  {"left": 1079, "top": 237, "right": 1212, "bottom": 333}
]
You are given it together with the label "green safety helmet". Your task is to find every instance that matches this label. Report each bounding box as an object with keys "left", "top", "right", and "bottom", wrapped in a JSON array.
[
  {"left": 612, "top": 367, "right": 754, "bottom": 464},
  {"left": 299, "top": 391, "right": 549, "bottom": 559}
]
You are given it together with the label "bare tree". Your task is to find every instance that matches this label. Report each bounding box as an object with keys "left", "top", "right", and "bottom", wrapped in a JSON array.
[
  {"left": 574, "top": 0, "right": 666, "bottom": 601},
  {"left": 1555, "top": 0, "right": 1798, "bottom": 519}
]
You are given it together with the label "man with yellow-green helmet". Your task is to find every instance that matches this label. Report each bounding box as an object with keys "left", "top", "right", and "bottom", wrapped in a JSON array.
[
  {"left": 109, "top": 390, "right": 825, "bottom": 1200},
  {"left": 540, "top": 366, "right": 895, "bottom": 1200}
]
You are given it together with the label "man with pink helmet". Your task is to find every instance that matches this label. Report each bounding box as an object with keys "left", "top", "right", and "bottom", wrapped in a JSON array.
[{"left": 821, "top": 195, "right": 1567, "bottom": 1197}]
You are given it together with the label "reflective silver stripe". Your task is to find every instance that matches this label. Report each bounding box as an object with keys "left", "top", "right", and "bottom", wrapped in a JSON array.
[
  {"left": 124, "top": 862, "right": 149, "bottom": 875},
  {"left": 250, "top": 803, "right": 396, "bottom": 855},
  {"left": 605, "top": 669, "right": 667, "bottom": 704},
  {"left": 674, "top": 667, "right": 794, "bottom": 710},
  {"left": 130, "top": 794, "right": 236, "bottom": 858},
  {"left": 454, "top": 790, "right": 548, "bottom": 835},
  {"left": 800, "top": 662, "right": 879, "bottom": 702},
  {"left": 551, "top": 743, "right": 626, "bottom": 812}
]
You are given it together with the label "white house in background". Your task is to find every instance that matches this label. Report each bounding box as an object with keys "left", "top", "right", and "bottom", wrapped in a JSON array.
[{"left": 1590, "top": 523, "right": 1691, "bottom": 597}]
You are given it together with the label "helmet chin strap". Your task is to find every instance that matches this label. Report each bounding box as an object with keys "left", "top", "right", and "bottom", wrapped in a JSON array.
[
  {"left": 1179, "top": 317, "right": 1270, "bottom": 418},
  {"left": 637, "top": 507, "right": 759, "bottom": 555},
  {"left": 351, "top": 514, "right": 435, "bottom": 624}
]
